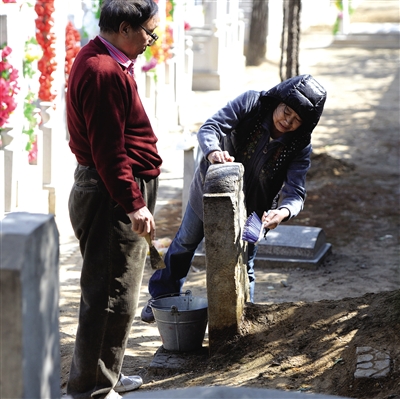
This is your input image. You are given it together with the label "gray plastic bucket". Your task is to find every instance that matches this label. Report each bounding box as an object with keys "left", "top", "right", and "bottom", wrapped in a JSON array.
[{"left": 151, "top": 291, "right": 208, "bottom": 352}]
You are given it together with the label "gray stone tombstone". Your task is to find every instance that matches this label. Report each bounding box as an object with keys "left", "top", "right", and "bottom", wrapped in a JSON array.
[
  {"left": 194, "top": 220, "right": 332, "bottom": 271},
  {"left": 0, "top": 212, "right": 60, "bottom": 399},
  {"left": 202, "top": 163, "right": 248, "bottom": 353},
  {"left": 256, "top": 225, "right": 332, "bottom": 269}
]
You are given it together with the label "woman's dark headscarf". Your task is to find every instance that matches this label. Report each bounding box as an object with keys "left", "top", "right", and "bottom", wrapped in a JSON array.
[{"left": 262, "top": 74, "right": 327, "bottom": 134}]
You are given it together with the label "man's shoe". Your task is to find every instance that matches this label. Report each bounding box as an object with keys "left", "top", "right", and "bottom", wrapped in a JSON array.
[
  {"left": 140, "top": 299, "right": 155, "bottom": 323},
  {"left": 114, "top": 373, "right": 143, "bottom": 393}
]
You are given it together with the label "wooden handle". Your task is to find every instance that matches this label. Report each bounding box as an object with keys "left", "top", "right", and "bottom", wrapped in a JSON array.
[{"left": 145, "top": 234, "right": 152, "bottom": 246}]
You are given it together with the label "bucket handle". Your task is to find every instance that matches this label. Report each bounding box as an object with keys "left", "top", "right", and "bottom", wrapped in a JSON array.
[
  {"left": 153, "top": 289, "right": 192, "bottom": 302},
  {"left": 152, "top": 290, "right": 194, "bottom": 313}
]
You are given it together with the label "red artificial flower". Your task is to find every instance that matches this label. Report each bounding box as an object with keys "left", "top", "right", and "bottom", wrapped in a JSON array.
[
  {"left": 0, "top": 45, "right": 19, "bottom": 128},
  {"left": 65, "top": 21, "right": 81, "bottom": 88},
  {"left": 35, "top": 0, "right": 57, "bottom": 102}
]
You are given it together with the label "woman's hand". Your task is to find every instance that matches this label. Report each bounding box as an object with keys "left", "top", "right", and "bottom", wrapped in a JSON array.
[
  {"left": 262, "top": 208, "right": 290, "bottom": 230},
  {"left": 207, "top": 150, "right": 235, "bottom": 164}
]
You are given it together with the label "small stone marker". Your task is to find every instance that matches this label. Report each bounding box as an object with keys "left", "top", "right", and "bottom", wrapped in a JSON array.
[{"left": 354, "top": 346, "right": 391, "bottom": 378}]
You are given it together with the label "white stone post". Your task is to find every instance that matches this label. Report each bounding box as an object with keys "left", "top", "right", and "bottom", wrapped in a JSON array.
[
  {"left": 0, "top": 4, "right": 27, "bottom": 214},
  {"left": 189, "top": 0, "right": 245, "bottom": 91},
  {"left": 0, "top": 127, "right": 16, "bottom": 213},
  {"left": 340, "top": 0, "right": 350, "bottom": 36},
  {"left": 173, "top": 0, "right": 191, "bottom": 127},
  {"left": 0, "top": 150, "right": 4, "bottom": 215},
  {"left": 37, "top": 0, "right": 72, "bottom": 217}
]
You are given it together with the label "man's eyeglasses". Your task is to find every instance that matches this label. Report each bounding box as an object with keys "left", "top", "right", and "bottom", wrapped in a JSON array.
[{"left": 140, "top": 25, "right": 159, "bottom": 46}]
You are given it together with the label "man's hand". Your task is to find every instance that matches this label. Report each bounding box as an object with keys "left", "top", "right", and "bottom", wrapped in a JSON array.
[
  {"left": 127, "top": 206, "right": 155, "bottom": 238},
  {"left": 207, "top": 150, "right": 235, "bottom": 164}
]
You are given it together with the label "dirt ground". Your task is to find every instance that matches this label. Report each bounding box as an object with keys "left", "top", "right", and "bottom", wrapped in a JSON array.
[{"left": 59, "top": 3, "right": 400, "bottom": 399}]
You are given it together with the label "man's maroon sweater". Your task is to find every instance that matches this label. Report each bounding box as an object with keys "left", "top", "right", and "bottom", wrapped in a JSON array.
[{"left": 67, "top": 36, "right": 162, "bottom": 214}]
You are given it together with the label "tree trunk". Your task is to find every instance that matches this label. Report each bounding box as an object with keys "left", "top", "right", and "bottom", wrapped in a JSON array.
[
  {"left": 246, "top": 0, "right": 269, "bottom": 66},
  {"left": 280, "top": 0, "right": 302, "bottom": 81}
]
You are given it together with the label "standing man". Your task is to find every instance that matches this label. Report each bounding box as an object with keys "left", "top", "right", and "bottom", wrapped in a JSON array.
[{"left": 66, "top": 1, "right": 162, "bottom": 398}]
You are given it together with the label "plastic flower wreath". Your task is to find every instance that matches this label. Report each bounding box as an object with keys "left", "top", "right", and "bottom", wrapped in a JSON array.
[{"left": 0, "top": 45, "right": 19, "bottom": 128}]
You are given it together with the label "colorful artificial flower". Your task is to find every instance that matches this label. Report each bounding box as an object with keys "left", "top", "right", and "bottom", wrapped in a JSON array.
[
  {"left": 0, "top": 45, "right": 19, "bottom": 128},
  {"left": 141, "top": 0, "right": 175, "bottom": 72}
]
